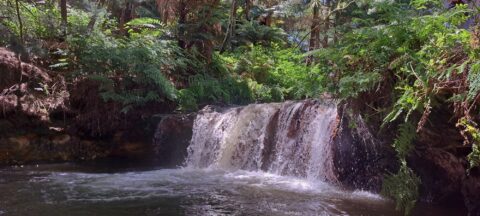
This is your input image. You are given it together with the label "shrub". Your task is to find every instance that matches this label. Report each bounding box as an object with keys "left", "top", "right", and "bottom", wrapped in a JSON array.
[
  {"left": 382, "top": 160, "right": 421, "bottom": 216},
  {"left": 68, "top": 23, "right": 183, "bottom": 112}
]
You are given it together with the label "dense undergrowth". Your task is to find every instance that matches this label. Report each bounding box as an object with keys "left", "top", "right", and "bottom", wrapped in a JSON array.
[{"left": 1, "top": 0, "right": 480, "bottom": 214}]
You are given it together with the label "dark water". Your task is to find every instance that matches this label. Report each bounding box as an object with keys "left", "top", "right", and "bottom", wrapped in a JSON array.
[{"left": 0, "top": 161, "right": 464, "bottom": 216}]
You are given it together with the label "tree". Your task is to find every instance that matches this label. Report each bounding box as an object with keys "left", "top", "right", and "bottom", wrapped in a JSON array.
[
  {"left": 322, "top": 0, "right": 330, "bottom": 48},
  {"left": 156, "top": 0, "right": 221, "bottom": 60},
  {"left": 59, "top": 0, "right": 67, "bottom": 37},
  {"left": 14, "top": 0, "right": 23, "bottom": 44},
  {"left": 306, "top": 0, "right": 321, "bottom": 65},
  {"left": 220, "top": 0, "right": 238, "bottom": 53}
]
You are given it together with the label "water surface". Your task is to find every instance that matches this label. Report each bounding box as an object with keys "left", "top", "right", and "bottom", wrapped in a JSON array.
[{"left": 0, "top": 162, "right": 463, "bottom": 216}]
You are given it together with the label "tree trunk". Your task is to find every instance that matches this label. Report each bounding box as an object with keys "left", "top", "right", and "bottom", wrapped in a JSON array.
[
  {"left": 59, "top": 0, "right": 67, "bottom": 37},
  {"left": 177, "top": 0, "right": 188, "bottom": 49},
  {"left": 119, "top": 1, "right": 135, "bottom": 35},
  {"left": 15, "top": 0, "right": 23, "bottom": 44},
  {"left": 244, "top": 0, "right": 251, "bottom": 21},
  {"left": 220, "top": 0, "right": 237, "bottom": 53},
  {"left": 86, "top": 0, "right": 105, "bottom": 34},
  {"left": 333, "top": 10, "right": 339, "bottom": 44},
  {"left": 306, "top": 4, "right": 320, "bottom": 65},
  {"left": 322, "top": 0, "right": 330, "bottom": 48}
]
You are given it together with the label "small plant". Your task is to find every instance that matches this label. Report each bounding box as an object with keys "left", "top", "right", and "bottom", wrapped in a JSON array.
[
  {"left": 382, "top": 160, "right": 421, "bottom": 216},
  {"left": 392, "top": 122, "right": 417, "bottom": 159},
  {"left": 457, "top": 118, "right": 480, "bottom": 169}
]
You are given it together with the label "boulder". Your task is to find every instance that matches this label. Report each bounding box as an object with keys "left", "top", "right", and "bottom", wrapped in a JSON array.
[
  {"left": 332, "top": 104, "right": 397, "bottom": 191},
  {"left": 408, "top": 148, "right": 466, "bottom": 205},
  {"left": 153, "top": 114, "right": 195, "bottom": 167},
  {"left": 462, "top": 174, "right": 480, "bottom": 215}
]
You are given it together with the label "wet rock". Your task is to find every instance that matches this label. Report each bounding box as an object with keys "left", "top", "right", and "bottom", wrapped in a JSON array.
[
  {"left": 153, "top": 114, "right": 195, "bottom": 167},
  {"left": 409, "top": 148, "right": 465, "bottom": 205},
  {"left": 51, "top": 134, "right": 70, "bottom": 145},
  {"left": 8, "top": 135, "right": 33, "bottom": 150},
  {"left": 462, "top": 175, "right": 480, "bottom": 215},
  {"left": 331, "top": 104, "right": 397, "bottom": 191}
]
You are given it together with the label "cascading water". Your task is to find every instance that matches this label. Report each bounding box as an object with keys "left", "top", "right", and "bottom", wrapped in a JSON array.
[
  {"left": 0, "top": 100, "right": 458, "bottom": 215},
  {"left": 185, "top": 100, "right": 338, "bottom": 182}
]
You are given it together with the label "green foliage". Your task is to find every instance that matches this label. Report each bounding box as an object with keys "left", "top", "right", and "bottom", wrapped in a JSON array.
[
  {"left": 177, "top": 74, "right": 254, "bottom": 111},
  {"left": 235, "top": 21, "right": 287, "bottom": 46},
  {"left": 467, "top": 61, "right": 480, "bottom": 101},
  {"left": 457, "top": 118, "right": 480, "bottom": 169},
  {"left": 126, "top": 17, "right": 164, "bottom": 38},
  {"left": 177, "top": 89, "right": 199, "bottom": 111},
  {"left": 0, "top": 0, "right": 96, "bottom": 44},
  {"left": 309, "top": 1, "right": 480, "bottom": 214},
  {"left": 187, "top": 74, "right": 251, "bottom": 104},
  {"left": 468, "top": 144, "right": 480, "bottom": 169},
  {"left": 382, "top": 160, "right": 421, "bottom": 216},
  {"left": 220, "top": 44, "right": 324, "bottom": 100},
  {"left": 383, "top": 86, "right": 426, "bottom": 125},
  {"left": 0, "top": 0, "right": 61, "bottom": 40},
  {"left": 69, "top": 25, "right": 183, "bottom": 111},
  {"left": 392, "top": 122, "right": 417, "bottom": 159},
  {"left": 338, "top": 72, "right": 381, "bottom": 98}
]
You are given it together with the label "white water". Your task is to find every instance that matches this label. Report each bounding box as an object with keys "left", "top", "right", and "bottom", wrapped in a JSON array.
[
  {"left": 186, "top": 100, "right": 338, "bottom": 182},
  {"left": 0, "top": 166, "right": 395, "bottom": 216}
]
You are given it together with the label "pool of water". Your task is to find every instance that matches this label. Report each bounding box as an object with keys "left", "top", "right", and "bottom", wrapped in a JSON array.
[{"left": 0, "top": 162, "right": 464, "bottom": 216}]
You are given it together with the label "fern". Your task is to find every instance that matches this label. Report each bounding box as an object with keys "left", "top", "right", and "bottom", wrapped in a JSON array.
[
  {"left": 70, "top": 28, "right": 182, "bottom": 112},
  {"left": 393, "top": 122, "right": 417, "bottom": 159},
  {"left": 457, "top": 118, "right": 480, "bottom": 169},
  {"left": 468, "top": 144, "right": 480, "bottom": 169},
  {"left": 338, "top": 72, "right": 382, "bottom": 98},
  {"left": 383, "top": 86, "right": 424, "bottom": 125},
  {"left": 467, "top": 61, "right": 480, "bottom": 101},
  {"left": 382, "top": 160, "right": 421, "bottom": 216}
]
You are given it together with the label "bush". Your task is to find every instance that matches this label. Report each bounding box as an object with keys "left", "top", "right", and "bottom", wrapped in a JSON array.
[
  {"left": 177, "top": 74, "right": 254, "bottom": 111},
  {"left": 68, "top": 22, "right": 184, "bottom": 112},
  {"left": 219, "top": 44, "right": 324, "bottom": 101},
  {"left": 382, "top": 160, "right": 421, "bottom": 216}
]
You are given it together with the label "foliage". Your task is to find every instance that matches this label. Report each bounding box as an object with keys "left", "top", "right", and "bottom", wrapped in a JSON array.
[
  {"left": 220, "top": 44, "right": 324, "bottom": 100},
  {"left": 0, "top": 0, "right": 61, "bottom": 41},
  {"left": 312, "top": 1, "right": 476, "bottom": 213},
  {"left": 469, "top": 144, "right": 480, "bottom": 169},
  {"left": 457, "top": 118, "right": 480, "bottom": 169},
  {"left": 338, "top": 72, "right": 382, "bottom": 98},
  {"left": 467, "top": 61, "right": 480, "bottom": 101},
  {"left": 382, "top": 160, "right": 421, "bottom": 216},
  {"left": 392, "top": 122, "right": 417, "bottom": 159},
  {"left": 68, "top": 27, "right": 183, "bottom": 112},
  {"left": 177, "top": 74, "right": 253, "bottom": 111},
  {"left": 235, "top": 21, "right": 287, "bottom": 46}
]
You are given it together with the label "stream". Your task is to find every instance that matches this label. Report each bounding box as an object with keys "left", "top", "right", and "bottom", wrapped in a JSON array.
[{"left": 0, "top": 161, "right": 462, "bottom": 216}]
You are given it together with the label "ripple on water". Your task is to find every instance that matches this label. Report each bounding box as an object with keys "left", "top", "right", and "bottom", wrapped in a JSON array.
[
  {"left": 0, "top": 167, "right": 401, "bottom": 216},
  {"left": 34, "top": 169, "right": 388, "bottom": 215}
]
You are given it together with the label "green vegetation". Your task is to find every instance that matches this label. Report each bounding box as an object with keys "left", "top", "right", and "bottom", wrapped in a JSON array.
[
  {"left": 2, "top": 0, "right": 480, "bottom": 214},
  {"left": 382, "top": 159, "right": 421, "bottom": 215}
]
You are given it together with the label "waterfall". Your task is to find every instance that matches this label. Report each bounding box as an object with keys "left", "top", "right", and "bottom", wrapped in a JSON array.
[{"left": 185, "top": 100, "right": 339, "bottom": 182}]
